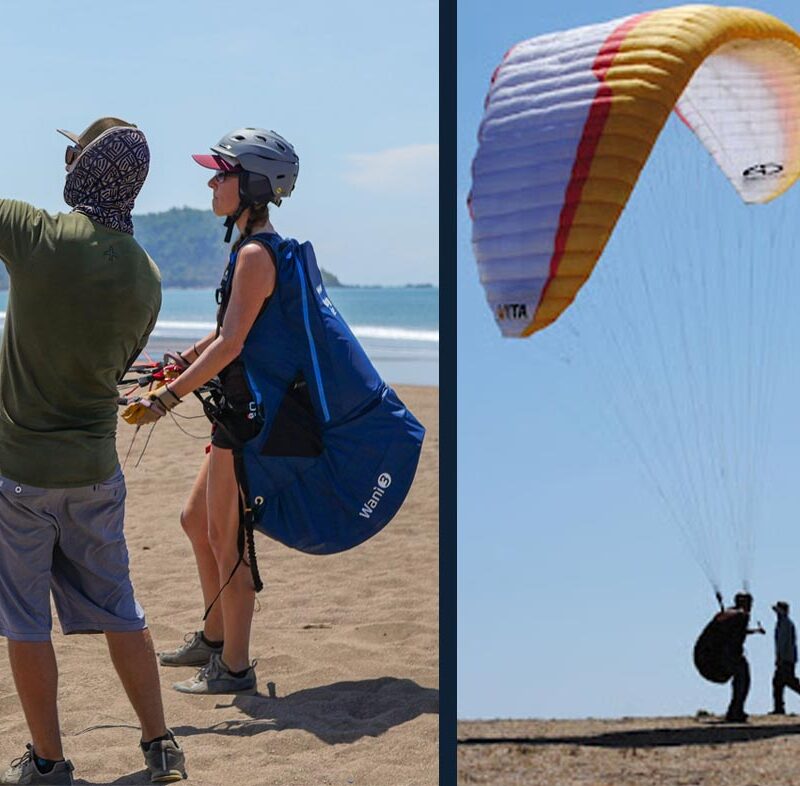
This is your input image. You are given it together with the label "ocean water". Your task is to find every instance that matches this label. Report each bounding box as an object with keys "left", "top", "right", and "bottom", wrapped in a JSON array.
[{"left": 0, "top": 287, "right": 439, "bottom": 386}]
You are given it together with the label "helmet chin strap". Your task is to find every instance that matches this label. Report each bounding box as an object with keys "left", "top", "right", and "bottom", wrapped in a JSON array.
[{"left": 223, "top": 201, "right": 249, "bottom": 243}]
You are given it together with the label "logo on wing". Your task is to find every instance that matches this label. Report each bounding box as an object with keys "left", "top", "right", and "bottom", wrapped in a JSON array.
[
  {"left": 743, "top": 162, "right": 784, "bottom": 180},
  {"left": 496, "top": 303, "right": 529, "bottom": 321}
]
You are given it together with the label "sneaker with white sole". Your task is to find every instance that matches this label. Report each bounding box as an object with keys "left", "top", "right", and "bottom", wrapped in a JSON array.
[
  {"left": 1, "top": 745, "right": 74, "bottom": 785},
  {"left": 173, "top": 653, "right": 257, "bottom": 695},
  {"left": 141, "top": 734, "right": 186, "bottom": 784},
  {"left": 158, "top": 631, "right": 222, "bottom": 667}
]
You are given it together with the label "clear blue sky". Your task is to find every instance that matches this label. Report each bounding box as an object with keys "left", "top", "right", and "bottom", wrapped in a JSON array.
[
  {"left": 1, "top": 1, "right": 437, "bottom": 286},
  {"left": 458, "top": 0, "right": 800, "bottom": 720}
]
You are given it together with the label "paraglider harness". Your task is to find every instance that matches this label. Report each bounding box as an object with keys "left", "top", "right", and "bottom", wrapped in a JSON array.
[
  {"left": 693, "top": 591, "right": 763, "bottom": 684},
  {"left": 117, "top": 352, "right": 264, "bottom": 617},
  {"left": 693, "top": 592, "right": 734, "bottom": 683},
  {"left": 191, "top": 245, "right": 269, "bottom": 616},
  {"left": 194, "top": 385, "right": 265, "bottom": 615}
]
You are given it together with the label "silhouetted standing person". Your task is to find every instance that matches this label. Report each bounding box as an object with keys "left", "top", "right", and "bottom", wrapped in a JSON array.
[
  {"left": 723, "top": 592, "right": 765, "bottom": 722},
  {"left": 771, "top": 601, "right": 800, "bottom": 714}
]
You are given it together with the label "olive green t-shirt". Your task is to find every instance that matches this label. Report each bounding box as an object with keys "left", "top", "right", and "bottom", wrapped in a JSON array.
[{"left": 0, "top": 200, "right": 161, "bottom": 486}]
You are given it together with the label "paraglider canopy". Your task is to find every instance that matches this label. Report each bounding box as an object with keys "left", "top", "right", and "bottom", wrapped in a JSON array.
[{"left": 469, "top": 4, "right": 800, "bottom": 337}]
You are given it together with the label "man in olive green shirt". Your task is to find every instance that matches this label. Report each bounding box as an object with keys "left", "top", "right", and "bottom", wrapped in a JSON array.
[
  {"left": 0, "top": 199, "right": 160, "bottom": 485},
  {"left": 0, "top": 119, "right": 186, "bottom": 784}
]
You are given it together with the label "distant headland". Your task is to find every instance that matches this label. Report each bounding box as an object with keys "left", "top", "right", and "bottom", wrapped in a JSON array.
[
  {"left": 132, "top": 207, "right": 346, "bottom": 289},
  {"left": 0, "top": 206, "right": 436, "bottom": 290}
]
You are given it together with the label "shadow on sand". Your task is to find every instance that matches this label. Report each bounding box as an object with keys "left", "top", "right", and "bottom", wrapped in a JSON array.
[
  {"left": 458, "top": 720, "right": 800, "bottom": 750},
  {"left": 171, "top": 676, "right": 439, "bottom": 745},
  {"left": 74, "top": 774, "right": 152, "bottom": 785},
  {"left": 69, "top": 678, "right": 437, "bottom": 783}
]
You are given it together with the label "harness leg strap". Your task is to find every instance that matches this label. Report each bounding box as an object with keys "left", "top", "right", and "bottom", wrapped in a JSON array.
[{"left": 200, "top": 426, "right": 264, "bottom": 621}]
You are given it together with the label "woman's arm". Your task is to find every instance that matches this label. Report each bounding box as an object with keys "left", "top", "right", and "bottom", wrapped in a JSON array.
[
  {"left": 167, "top": 243, "right": 276, "bottom": 400},
  {"left": 178, "top": 330, "right": 217, "bottom": 364}
]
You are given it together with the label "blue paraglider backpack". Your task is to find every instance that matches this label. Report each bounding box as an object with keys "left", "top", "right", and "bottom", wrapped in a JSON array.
[{"left": 208, "top": 232, "right": 425, "bottom": 569}]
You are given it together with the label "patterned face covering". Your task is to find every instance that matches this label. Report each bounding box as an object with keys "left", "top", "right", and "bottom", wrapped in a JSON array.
[{"left": 63, "top": 126, "right": 150, "bottom": 235}]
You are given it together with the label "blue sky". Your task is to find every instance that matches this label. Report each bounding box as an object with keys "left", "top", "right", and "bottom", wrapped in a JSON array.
[
  {"left": 458, "top": 0, "right": 800, "bottom": 720},
  {"left": 1, "top": 1, "right": 437, "bottom": 286}
]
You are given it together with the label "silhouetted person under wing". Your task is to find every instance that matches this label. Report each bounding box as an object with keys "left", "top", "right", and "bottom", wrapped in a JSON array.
[{"left": 694, "top": 592, "right": 765, "bottom": 722}]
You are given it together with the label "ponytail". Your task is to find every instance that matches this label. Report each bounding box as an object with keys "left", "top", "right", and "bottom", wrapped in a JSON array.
[{"left": 232, "top": 203, "right": 271, "bottom": 254}]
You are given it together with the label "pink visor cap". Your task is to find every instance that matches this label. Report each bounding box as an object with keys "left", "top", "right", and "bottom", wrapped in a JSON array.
[{"left": 192, "top": 153, "right": 241, "bottom": 171}]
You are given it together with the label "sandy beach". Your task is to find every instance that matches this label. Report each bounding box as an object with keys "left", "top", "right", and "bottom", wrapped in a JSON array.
[
  {"left": 458, "top": 714, "right": 800, "bottom": 785},
  {"left": 0, "top": 385, "right": 438, "bottom": 786}
]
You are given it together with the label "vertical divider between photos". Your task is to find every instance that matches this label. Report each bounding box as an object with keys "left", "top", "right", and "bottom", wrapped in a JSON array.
[{"left": 440, "top": 0, "right": 456, "bottom": 783}]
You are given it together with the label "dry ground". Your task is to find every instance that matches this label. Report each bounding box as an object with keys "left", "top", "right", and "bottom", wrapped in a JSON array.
[{"left": 459, "top": 714, "right": 800, "bottom": 786}]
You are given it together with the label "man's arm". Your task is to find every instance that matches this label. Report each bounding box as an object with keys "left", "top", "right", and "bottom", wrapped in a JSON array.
[
  {"left": 0, "top": 200, "right": 45, "bottom": 273},
  {"left": 121, "top": 297, "right": 163, "bottom": 381}
]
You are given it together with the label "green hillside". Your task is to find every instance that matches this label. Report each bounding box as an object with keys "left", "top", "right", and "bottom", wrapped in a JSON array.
[
  {"left": 134, "top": 207, "right": 344, "bottom": 288},
  {"left": 0, "top": 207, "right": 343, "bottom": 289}
]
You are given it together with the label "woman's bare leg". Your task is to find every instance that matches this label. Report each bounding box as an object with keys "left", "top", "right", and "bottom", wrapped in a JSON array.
[
  {"left": 179, "top": 453, "right": 224, "bottom": 641},
  {"left": 206, "top": 446, "right": 255, "bottom": 673}
]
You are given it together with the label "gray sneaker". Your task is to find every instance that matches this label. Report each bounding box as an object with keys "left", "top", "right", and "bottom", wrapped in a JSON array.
[
  {"left": 173, "top": 653, "right": 257, "bottom": 695},
  {"left": 1, "top": 745, "right": 74, "bottom": 785},
  {"left": 141, "top": 735, "right": 186, "bottom": 784},
  {"left": 158, "top": 631, "right": 222, "bottom": 667}
]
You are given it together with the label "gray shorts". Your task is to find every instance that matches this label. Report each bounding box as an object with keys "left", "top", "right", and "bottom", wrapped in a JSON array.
[{"left": 0, "top": 466, "right": 146, "bottom": 641}]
